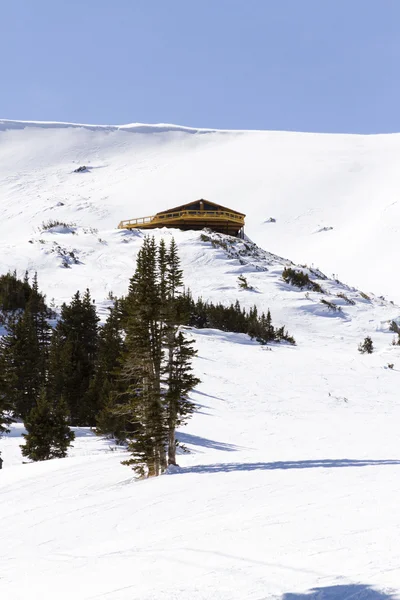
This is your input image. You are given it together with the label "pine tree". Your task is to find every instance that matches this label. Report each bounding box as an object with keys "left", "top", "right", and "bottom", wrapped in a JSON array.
[
  {"left": 115, "top": 237, "right": 199, "bottom": 476},
  {"left": 20, "top": 388, "right": 74, "bottom": 461},
  {"left": 0, "top": 313, "right": 20, "bottom": 416},
  {"left": 120, "top": 237, "right": 166, "bottom": 476},
  {"left": 165, "top": 331, "right": 200, "bottom": 465},
  {"left": 162, "top": 239, "right": 198, "bottom": 466},
  {"left": 166, "top": 238, "right": 183, "bottom": 301},
  {"left": 47, "top": 290, "right": 99, "bottom": 425},
  {"left": 94, "top": 300, "right": 128, "bottom": 439},
  {"left": 0, "top": 379, "right": 13, "bottom": 437},
  {"left": 0, "top": 273, "right": 52, "bottom": 419},
  {"left": 158, "top": 238, "right": 168, "bottom": 308},
  {"left": 0, "top": 270, "right": 32, "bottom": 313},
  {"left": 0, "top": 389, "right": 13, "bottom": 467}
]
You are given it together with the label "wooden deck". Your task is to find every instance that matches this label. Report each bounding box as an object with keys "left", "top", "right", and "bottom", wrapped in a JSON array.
[{"left": 118, "top": 208, "right": 245, "bottom": 237}]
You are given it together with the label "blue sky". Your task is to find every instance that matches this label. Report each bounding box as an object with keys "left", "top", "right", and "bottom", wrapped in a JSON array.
[{"left": 1, "top": 0, "right": 399, "bottom": 132}]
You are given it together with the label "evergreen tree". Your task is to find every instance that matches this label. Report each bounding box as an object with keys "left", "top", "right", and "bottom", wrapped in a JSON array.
[
  {"left": 47, "top": 290, "right": 99, "bottom": 425},
  {"left": 0, "top": 378, "right": 13, "bottom": 468},
  {"left": 165, "top": 331, "right": 200, "bottom": 465},
  {"left": 0, "top": 270, "right": 32, "bottom": 314},
  {"left": 118, "top": 237, "right": 199, "bottom": 476},
  {"left": 166, "top": 238, "right": 183, "bottom": 302},
  {"left": 179, "top": 291, "right": 295, "bottom": 345},
  {"left": 0, "top": 379, "right": 13, "bottom": 436},
  {"left": 110, "top": 237, "right": 200, "bottom": 477},
  {"left": 0, "top": 313, "right": 19, "bottom": 416},
  {"left": 162, "top": 239, "right": 198, "bottom": 466},
  {"left": 94, "top": 300, "right": 128, "bottom": 439},
  {"left": 20, "top": 388, "right": 74, "bottom": 461},
  {"left": 0, "top": 273, "right": 52, "bottom": 418},
  {"left": 158, "top": 238, "right": 168, "bottom": 309},
  {"left": 121, "top": 237, "right": 166, "bottom": 476}
]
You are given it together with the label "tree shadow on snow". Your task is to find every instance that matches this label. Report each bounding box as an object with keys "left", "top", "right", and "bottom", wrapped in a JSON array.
[
  {"left": 282, "top": 584, "right": 396, "bottom": 599},
  {"left": 192, "top": 389, "right": 226, "bottom": 402},
  {"left": 72, "top": 427, "right": 96, "bottom": 438},
  {"left": 176, "top": 432, "right": 241, "bottom": 452},
  {"left": 173, "top": 458, "right": 400, "bottom": 475}
]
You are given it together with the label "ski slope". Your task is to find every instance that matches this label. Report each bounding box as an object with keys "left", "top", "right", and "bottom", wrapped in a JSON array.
[
  {"left": 0, "top": 119, "right": 400, "bottom": 301},
  {"left": 1, "top": 121, "right": 400, "bottom": 599}
]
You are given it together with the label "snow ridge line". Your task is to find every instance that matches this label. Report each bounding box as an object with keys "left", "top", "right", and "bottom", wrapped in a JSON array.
[{"left": 0, "top": 119, "right": 225, "bottom": 135}]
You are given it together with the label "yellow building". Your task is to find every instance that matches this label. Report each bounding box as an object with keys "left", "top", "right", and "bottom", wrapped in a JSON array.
[{"left": 118, "top": 199, "right": 245, "bottom": 238}]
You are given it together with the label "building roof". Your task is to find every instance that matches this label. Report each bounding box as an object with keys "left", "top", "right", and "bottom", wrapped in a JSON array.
[{"left": 156, "top": 199, "right": 246, "bottom": 217}]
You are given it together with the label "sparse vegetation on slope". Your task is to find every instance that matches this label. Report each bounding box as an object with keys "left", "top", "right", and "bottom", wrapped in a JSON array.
[
  {"left": 358, "top": 336, "right": 374, "bottom": 354},
  {"left": 237, "top": 274, "right": 253, "bottom": 290},
  {"left": 178, "top": 292, "right": 295, "bottom": 346},
  {"left": 41, "top": 219, "right": 76, "bottom": 231},
  {"left": 320, "top": 298, "right": 342, "bottom": 312},
  {"left": 282, "top": 267, "right": 324, "bottom": 293},
  {"left": 336, "top": 292, "right": 356, "bottom": 305}
]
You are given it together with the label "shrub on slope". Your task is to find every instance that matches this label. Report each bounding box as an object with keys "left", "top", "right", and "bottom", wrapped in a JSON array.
[{"left": 282, "top": 267, "right": 324, "bottom": 293}]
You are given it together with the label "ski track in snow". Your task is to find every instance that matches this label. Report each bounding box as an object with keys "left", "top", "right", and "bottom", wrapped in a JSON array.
[{"left": 0, "top": 121, "right": 400, "bottom": 599}]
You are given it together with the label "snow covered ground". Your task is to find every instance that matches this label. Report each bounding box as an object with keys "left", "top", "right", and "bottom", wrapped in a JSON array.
[
  {"left": 1, "top": 121, "right": 400, "bottom": 599},
  {"left": 1, "top": 119, "right": 400, "bottom": 302}
]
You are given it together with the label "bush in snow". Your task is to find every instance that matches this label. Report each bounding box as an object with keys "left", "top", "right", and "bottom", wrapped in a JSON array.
[
  {"left": 358, "top": 337, "right": 374, "bottom": 354},
  {"left": 359, "top": 291, "right": 371, "bottom": 302},
  {"left": 282, "top": 267, "right": 323, "bottom": 293},
  {"left": 320, "top": 298, "right": 342, "bottom": 312},
  {"left": 237, "top": 274, "right": 253, "bottom": 290},
  {"left": 336, "top": 292, "right": 356, "bottom": 305},
  {"left": 41, "top": 219, "right": 76, "bottom": 231}
]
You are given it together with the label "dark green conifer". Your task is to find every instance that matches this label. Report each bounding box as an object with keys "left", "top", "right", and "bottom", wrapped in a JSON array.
[
  {"left": 20, "top": 388, "right": 74, "bottom": 461},
  {"left": 113, "top": 237, "right": 200, "bottom": 476},
  {"left": 0, "top": 270, "right": 32, "bottom": 313},
  {"left": 165, "top": 331, "right": 200, "bottom": 465},
  {"left": 47, "top": 289, "right": 99, "bottom": 425},
  {"left": 0, "top": 273, "right": 51, "bottom": 418},
  {"left": 94, "top": 300, "right": 127, "bottom": 439},
  {"left": 120, "top": 237, "right": 166, "bottom": 476},
  {"left": 162, "top": 239, "right": 198, "bottom": 465}
]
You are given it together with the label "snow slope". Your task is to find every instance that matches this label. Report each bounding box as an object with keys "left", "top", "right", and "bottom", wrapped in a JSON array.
[
  {"left": 1, "top": 121, "right": 400, "bottom": 599},
  {"left": 2, "top": 322, "right": 400, "bottom": 599},
  {"left": 0, "top": 119, "right": 400, "bottom": 301}
]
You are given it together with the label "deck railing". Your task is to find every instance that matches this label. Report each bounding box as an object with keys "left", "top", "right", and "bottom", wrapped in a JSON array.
[{"left": 118, "top": 209, "right": 245, "bottom": 230}]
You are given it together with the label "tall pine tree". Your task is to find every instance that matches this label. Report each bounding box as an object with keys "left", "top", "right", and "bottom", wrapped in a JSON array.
[
  {"left": 117, "top": 237, "right": 199, "bottom": 476},
  {"left": 121, "top": 237, "right": 166, "bottom": 476},
  {"left": 94, "top": 299, "right": 129, "bottom": 440},
  {"left": 164, "top": 331, "right": 199, "bottom": 465},
  {"left": 0, "top": 273, "right": 52, "bottom": 419},
  {"left": 47, "top": 289, "right": 99, "bottom": 425},
  {"left": 162, "top": 239, "right": 199, "bottom": 465}
]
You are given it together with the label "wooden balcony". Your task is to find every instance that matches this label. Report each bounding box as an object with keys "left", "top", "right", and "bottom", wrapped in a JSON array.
[{"left": 118, "top": 208, "right": 245, "bottom": 237}]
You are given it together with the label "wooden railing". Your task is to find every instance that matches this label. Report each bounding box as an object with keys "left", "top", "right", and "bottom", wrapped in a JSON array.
[{"left": 118, "top": 209, "right": 245, "bottom": 230}]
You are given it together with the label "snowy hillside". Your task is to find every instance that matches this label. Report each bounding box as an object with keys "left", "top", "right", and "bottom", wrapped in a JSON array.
[
  {"left": 0, "top": 119, "right": 400, "bottom": 301},
  {"left": 1, "top": 121, "right": 400, "bottom": 599}
]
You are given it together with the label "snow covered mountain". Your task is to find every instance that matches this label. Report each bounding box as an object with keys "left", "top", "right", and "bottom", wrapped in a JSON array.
[
  {"left": 1, "top": 119, "right": 400, "bottom": 302},
  {"left": 1, "top": 121, "right": 400, "bottom": 600}
]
